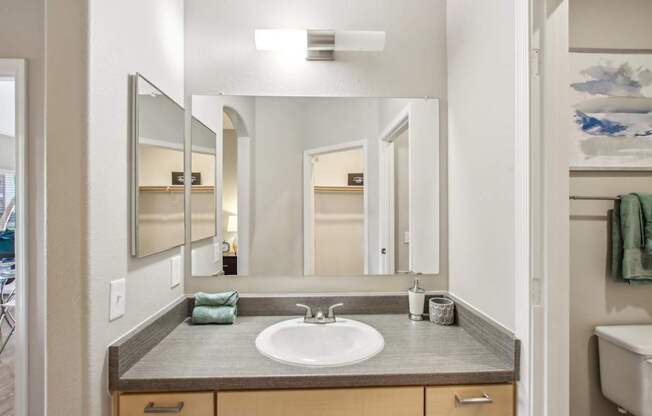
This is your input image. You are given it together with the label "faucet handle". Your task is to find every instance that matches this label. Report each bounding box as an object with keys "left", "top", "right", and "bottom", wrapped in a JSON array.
[
  {"left": 296, "top": 304, "right": 313, "bottom": 318},
  {"left": 327, "top": 303, "right": 344, "bottom": 319}
]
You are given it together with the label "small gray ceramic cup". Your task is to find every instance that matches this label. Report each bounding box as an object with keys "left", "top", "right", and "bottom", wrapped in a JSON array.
[{"left": 429, "top": 297, "right": 455, "bottom": 325}]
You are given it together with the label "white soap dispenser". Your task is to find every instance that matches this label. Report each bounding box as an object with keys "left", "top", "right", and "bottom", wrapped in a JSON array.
[{"left": 408, "top": 273, "right": 425, "bottom": 321}]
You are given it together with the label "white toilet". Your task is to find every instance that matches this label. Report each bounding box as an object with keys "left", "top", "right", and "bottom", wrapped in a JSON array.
[{"left": 595, "top": 325, "right": 652, "bottom": 416}]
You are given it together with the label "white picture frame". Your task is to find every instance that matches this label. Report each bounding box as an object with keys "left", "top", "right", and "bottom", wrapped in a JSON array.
[{"left": 569, "top": 51, "right": 652, "bottom": 171}]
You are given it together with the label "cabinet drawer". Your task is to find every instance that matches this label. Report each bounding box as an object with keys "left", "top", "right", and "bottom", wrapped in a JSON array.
[
  {"left": 119, "top": 392, "right": 214, "bottom": 416},
  {"left": 426, "top": 384, "right": 514, "bottom": 416},
  {"left": 217, "top": 387, "right": 423, "bottom": 416}
]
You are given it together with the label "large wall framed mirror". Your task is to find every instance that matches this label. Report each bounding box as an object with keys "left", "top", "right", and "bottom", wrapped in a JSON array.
[
  {"left": 189, "top": 96, "right": 439, "bottom": 277},
  {"left": 130, "top": 74, "right": 187, "bottom": 257}
]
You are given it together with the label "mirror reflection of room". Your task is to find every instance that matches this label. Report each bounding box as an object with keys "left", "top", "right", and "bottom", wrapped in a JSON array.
[
  {"left": 190, "top": 97, "right": 439, "bottom": 277},
  {"left": 190, "top": 117, "right": 217, "bottom": 244},
  {"left": 0, "top": 73, "right": 18, "bottom": 413},
  {"left": 311, "top": 147, "right": 365, "bottom": 276},
  {"left": 132, "top": 75, "right": 186, "bottom": 258},
  {"left": 393, "top": 128, "right": 410, "bottom": 274}
]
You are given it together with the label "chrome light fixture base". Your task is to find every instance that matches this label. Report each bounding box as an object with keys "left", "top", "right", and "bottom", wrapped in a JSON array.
[{"left": 307, "top": 29, "right": 335, "bottom": 61}]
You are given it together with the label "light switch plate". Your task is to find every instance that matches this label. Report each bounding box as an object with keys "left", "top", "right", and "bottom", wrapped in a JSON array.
[
  {"left": 109, "top": 278, "right": 126, "bottom": 321},
  {"left": 170, "top": 255, "right": 181, "bottom": 288}
]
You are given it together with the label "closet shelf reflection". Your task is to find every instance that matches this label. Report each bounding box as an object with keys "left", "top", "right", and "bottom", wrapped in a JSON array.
[
  {"left": 139, "top": 185, "right": 215, "bottom": 193},
  {"left": 314, "top": 186, "right": 363, "bottom": 193}
]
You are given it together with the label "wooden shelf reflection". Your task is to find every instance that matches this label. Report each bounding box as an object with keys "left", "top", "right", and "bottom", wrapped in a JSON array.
[
  {"left": 314, "top": 186, "right": 363, "bottom": 194},
  {"left": 139, "top": 185, "right": 215, "bottom": 193}
]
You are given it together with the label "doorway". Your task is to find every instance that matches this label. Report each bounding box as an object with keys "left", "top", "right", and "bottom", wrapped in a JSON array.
[
  {"left": 379, "top": 122, "right": 410, "bottom": 275},
  {"left": 303, "top": 141, "right": 368, "bottom": 276},
  {"left": 0, "top": 59, "right": 26, "bottom": 416}
]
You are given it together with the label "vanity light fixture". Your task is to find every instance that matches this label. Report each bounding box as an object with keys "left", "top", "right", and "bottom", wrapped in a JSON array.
[{"left": 254, "top": 29, "right": 386, "bottom": 61}]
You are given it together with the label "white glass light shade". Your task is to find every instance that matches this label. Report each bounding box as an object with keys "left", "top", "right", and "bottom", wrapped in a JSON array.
[
  {"left": 335, "top": 31, "right": 385, "bottom": 51},
  {"left": 255, "top": 30, "right": 307, "bottom": 51}
]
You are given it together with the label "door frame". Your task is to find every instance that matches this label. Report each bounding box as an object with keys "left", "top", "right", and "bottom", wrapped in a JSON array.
[
  {"left": 531, "top": 0, "right": 571, "bottom": 415},
  {"left": 303, "top": 140, "right": 368, "bottom": 276},
  {"left": 0, "top": 58, "right": 28, "bottom": 416},
  {"left": 377, "top": 107, "right": 409, "bottom": 274},
  {"left": 516, "top": 0, "right": 571, "bottom": 415}
]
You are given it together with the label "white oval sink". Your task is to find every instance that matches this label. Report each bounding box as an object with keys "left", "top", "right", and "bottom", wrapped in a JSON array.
[{"left": 255, "top": 318, "right": 384, "bottom": 368}]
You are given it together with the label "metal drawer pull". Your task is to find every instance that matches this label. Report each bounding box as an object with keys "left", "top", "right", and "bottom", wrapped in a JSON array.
[
  {"left": 144, "top": 401, "right": 185, "bottom": 413},
  {"left": 455, "top": 392, "right": 493, "bottom": 406}
]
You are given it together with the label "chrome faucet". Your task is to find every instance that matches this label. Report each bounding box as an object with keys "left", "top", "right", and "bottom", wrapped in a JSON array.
[{"left": 296, "top": 303, "right": 344, "bottom": 324}]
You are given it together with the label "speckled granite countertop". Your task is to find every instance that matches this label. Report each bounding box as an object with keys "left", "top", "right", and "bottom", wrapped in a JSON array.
[{"left": 117, "top": 314, "right": 515, "bottom": 392}]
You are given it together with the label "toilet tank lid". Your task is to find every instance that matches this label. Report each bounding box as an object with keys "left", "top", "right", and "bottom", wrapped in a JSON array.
[{"left": 595, "top": 325, "right": 652, "bottom": 356}]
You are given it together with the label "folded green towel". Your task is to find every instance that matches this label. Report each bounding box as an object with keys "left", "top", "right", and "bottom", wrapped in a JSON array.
[
  {"left": 612, "top": 194, "right": 652, "bottom": 283},
  {"left": 194, "top": 290, "right": 239, "bottom": 307},
  {"left": 634, "top": 193, "right": 652, "bottom": 253},
  {"left": 192, "top": 305, "right": 237, "bottom": 324}
]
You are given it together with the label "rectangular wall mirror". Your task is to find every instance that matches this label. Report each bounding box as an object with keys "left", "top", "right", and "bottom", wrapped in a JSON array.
[
  {"left": 130, "top": 74, "right": 186, "bottom": 257},
  {"left": 189, "top": 96, "right": 439, "bottom": 277}
]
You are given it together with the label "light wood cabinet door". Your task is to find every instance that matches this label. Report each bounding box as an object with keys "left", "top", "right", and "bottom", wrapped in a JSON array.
[
  {"left": 426, "top": 384, "right": 514, "bottom": 416},
  {"left": 119, "top": 392, "right": 214, "bottom": 416},
  {"left": 217, "top": 387, "right": 423, "bottom": 416}
]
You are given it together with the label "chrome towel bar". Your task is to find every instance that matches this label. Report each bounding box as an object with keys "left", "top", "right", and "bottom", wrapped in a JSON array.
[{"left": 569, "top": 195, "right": 620, "bottom": 201}]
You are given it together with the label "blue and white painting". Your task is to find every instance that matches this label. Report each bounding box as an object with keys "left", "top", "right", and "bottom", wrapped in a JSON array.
[{"left": 570, "top": 53, "right": 652, "bottom": 169}]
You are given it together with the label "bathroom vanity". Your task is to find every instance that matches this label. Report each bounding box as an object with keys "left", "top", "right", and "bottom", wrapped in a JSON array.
[
  {"left": 120, "top": 83, "right": 519, "bottom": 415},
  {"left": 109, "top": 296, "right": 519, "bottom": 415},
  {"left": 117, "top": 385, "right": 515, "bottom": 416}
]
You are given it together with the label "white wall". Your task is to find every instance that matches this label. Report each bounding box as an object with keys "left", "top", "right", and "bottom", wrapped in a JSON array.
[
  {"left": 85, "top": 1, "right": 185, "bottom": 415},
  {"left": 0, "top": 136, "right": 13, "bottom": 172},
  {"left": 185, "top": 0, "right": 447, "bottom": 98},
  {"left": 447, "top": 0, "right": 517, "bottom": 330},
  {"left": 394, "top": 130, "right": 410, "bottom": 272},
  {"left": 0, "top": 78, "right": 15, "bottom": 137},
  {"left": 250, "top": 97, "right": 306, "bottom": 275}
]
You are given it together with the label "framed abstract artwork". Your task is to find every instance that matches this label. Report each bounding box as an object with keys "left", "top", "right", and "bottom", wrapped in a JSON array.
[{"left": 570, "top": 52, "right": 652, "bottom": 170}]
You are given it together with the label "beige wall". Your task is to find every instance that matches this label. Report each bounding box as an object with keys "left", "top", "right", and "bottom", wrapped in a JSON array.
[
  {"left": 45, "top": 0, "right": 88, "bottom": 414},
  {"left": 313, "top": 148, "right": 364, "bottom": 187},
  {"left": 569, "top": 1, "right": 652, "bottom": 415},
  {"left": 0, "top": 0, "right": 47, "bottom": 413},
  {"left": 570, "top": 0, "right": 652, "bottom": 50},
  {"left": 570, "top": 172, "right": 652, "bottom": 416}
]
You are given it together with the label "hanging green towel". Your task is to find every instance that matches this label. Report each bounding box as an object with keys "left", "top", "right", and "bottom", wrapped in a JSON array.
[
  {"left": 634, "top": 193, "right": 652, "bottom": 253},
  {"left": 612, "top": 194, "right": 652, "bottom": 283},
  {"left": 611, "top": 207, "right": 623, "bottom": 280},
  {"left": 192, "top": 305, "right": 237, "bottom": 324},
  {"left": 194, "top": 290, "right": 239, "bottom": 307}
]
